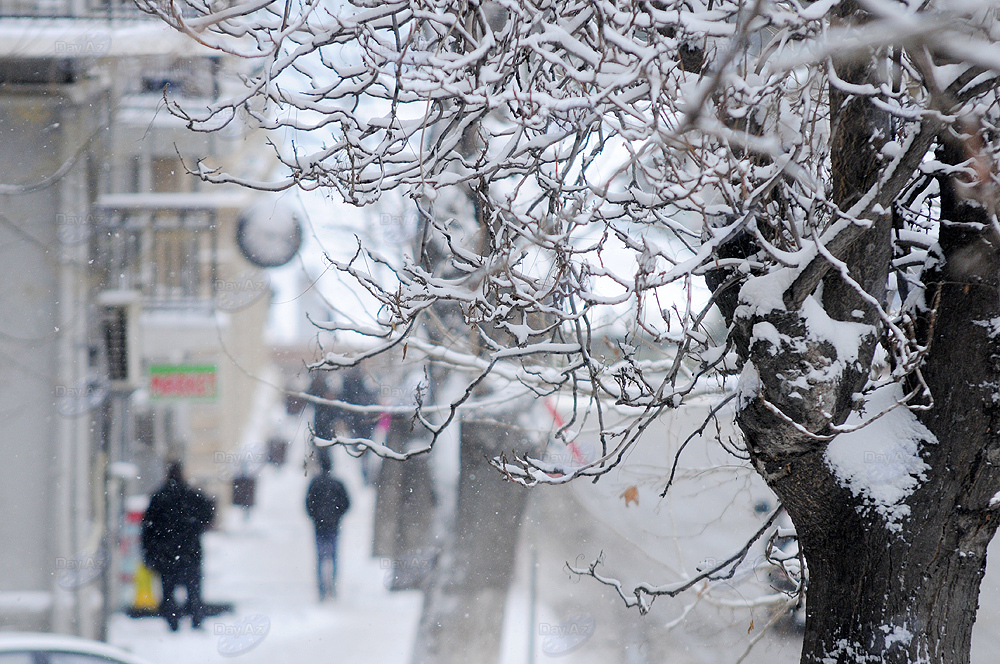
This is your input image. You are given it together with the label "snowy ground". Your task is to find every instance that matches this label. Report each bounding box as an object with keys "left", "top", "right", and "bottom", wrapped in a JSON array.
[
  {"left": 106, "top": 400, "right": 1000, "bottom": 664},
  {"left": 108, "top": 436, "right": 422, "bottom": 664}
]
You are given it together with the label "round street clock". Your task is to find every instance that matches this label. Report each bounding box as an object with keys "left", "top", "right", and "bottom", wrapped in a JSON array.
[{"left": 236, "top": 201, "right": 303, "bottom": 268}]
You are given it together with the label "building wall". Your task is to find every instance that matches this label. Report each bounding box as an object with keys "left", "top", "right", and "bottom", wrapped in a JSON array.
[
  {"left": 0, "top": 43, "right": 277, "bottom": 636},
  {"left": 0, "top": 75, "right": 107, "bottom": 635}
]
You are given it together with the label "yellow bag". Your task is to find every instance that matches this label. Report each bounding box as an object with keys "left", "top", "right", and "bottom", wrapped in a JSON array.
[{"left": 133, "top": 563, "right": 159, "bottom": 610}]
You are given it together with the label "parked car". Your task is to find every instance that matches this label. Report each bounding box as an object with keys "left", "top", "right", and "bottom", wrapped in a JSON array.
[{"left": 0, "top": 633, "right": 154, "bottom": 664}]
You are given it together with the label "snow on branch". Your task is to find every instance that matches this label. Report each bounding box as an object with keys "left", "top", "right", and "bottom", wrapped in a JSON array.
[
  {"left": 136, "top": 0, "right": 1000, "bottom": 629},
  {"left": 566, "top": 507, "right": 786, "bottom": 614},
  {"left": 151, "top": 0, "right": 999, "bottom": 508}
]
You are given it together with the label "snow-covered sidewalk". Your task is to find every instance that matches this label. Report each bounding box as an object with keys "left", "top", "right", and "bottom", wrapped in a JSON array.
[{"left": 108, "top": 445, "right": 422, "bottom": 664}]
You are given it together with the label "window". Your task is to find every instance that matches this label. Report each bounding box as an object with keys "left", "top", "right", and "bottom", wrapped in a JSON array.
[{"left": 151, "top": 157, "right": 186, "bottom": 193}]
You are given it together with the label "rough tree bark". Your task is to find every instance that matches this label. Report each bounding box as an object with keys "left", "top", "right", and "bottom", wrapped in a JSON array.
[
  {"left": 740, "top": 138, "right": 1000, "bottom": 664},
  {"left": 723, "top": 6, "right": 1000, "bottom": 661}
]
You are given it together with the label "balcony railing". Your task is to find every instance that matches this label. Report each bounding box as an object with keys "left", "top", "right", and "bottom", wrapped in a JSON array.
[
  {"left": 92, "top": 192, "right": 254, "bottom": 311},
  {"left": 93, "top": 207, "right": 218, "bottom": 310}
]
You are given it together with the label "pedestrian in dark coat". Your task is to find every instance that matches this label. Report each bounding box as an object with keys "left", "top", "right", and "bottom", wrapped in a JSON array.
[
  {"left": 141, "top": 462, "right": 215, "bottom": 631},
  {"left": 339, "top": 369, "right": 378, "bottom": 484},
  {"left": 305, "top": 454, "right": 350, "bottom": 599},
  {"left": 309, "top": 374, "right": 339, "bottom": 441},
  {"left": 308, "top": 373, "right": 338, "bottom": 470},
  {"left": 339, "top": 369, "right": 378, "bottom": 439}
]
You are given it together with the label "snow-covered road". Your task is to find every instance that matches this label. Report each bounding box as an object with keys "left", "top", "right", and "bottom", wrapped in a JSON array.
[{"left": 105, "top": 403, "right": 1000, "bottom": 664}]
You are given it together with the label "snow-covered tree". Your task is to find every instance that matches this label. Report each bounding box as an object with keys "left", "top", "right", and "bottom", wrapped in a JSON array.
[{"left": 142, "top": 0, "right": 1000, "bottom": 661}]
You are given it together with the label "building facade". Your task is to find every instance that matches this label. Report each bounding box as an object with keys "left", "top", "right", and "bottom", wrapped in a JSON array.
[{"left": 0, "top": 5, "right": 281, "bottom": 637}]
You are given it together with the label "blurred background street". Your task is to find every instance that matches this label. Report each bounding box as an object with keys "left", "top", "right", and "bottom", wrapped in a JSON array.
[{"left": 107, "top": 420, "right": 422, "bottom": 664}]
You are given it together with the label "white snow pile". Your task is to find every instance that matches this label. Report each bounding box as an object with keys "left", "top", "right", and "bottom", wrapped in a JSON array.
[
  {"left": 824, "top": 384, "right": 935, "bottom": 531},
  {"left": 735, "top": 360, "right": 762, "bottom": 410},
  {"left": 973, "top": 317, "right": 1000, "bottom": 339},
  {"left": 881, "top": 623, "right": 914, "bottom": 650},
  {"left": 749, "top": 297, "right": 873, "bottom": 389},
  {"left": 799, "top": 297, "right": 873, "bottom": 370},
  {"left": 736, "top": 268, "right": 798, "bottom": 318}
]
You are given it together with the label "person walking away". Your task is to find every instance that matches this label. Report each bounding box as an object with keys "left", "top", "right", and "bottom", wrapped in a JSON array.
[
  {"left": 141, "top": 462, "right": 215, "bottom": 631},
  {"left": 339, "top": 369, "right": 378, "bottom": 440},
  {"left": 306, "top": 454, "right": 351, "bottom": 599},
  {"left": 339, "top": 369, "right": 378, "bottom": 483},
  {"left": 308, "top": 373, "right": 339, "bottom": 470}
]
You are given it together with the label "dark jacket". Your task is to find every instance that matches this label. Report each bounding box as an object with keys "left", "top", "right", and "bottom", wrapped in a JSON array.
[
  {"left": 339, "top": 374, "right": 377, "bottom": 438},
  {"left": 309, "top": 375, "right": 339, "bottom": 440},
  {"left": 306, "top": 475, "right": 350, "bottom": 536},
  {"left": 314, "top": 402, "right": 339, "bottom": 440},
  {"left": 141, "top": 480, "right": 215, "bottom": 574}
]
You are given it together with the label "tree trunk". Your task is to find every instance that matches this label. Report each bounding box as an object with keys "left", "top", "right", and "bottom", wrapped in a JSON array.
[
  {"left": 372, "top": 415, "right": 435, "bottom": 563},
  {"left": 743, "top": 142, "right": 1000, "bottom": 660},
  {"left": 411, "top": 416, "right": 536, "bottom": 664},
  {"left": 728, "top": 6, "right": 1000, "bottom": 660},
  {"left": 743, "top": 437, "right": 997, "bottom": 663}
]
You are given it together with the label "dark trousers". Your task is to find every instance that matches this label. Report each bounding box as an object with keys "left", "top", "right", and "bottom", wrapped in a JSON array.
[
  {"left": 316, "top": 530, "right": 340, "bottom": 599},
  {"left": 160, "top": 564, "right": 204, "bottom": 630}
]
